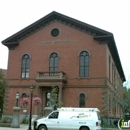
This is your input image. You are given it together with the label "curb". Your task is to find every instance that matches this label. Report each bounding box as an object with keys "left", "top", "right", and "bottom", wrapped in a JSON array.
[{"left": 102, "top": 128, "right": 118, "bottom": 130}]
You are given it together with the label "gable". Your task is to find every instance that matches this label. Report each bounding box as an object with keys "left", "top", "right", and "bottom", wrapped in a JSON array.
[
  {"left": 2, "top": 11, "right": 112, "bottom": 47},
  {"left": 19, "top": 21, "right": 94, "bottom": 46}
]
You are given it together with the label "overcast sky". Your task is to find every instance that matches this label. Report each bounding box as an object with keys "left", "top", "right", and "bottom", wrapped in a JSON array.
[{"left": 0, "top": 0, "right": 130, "bottom": 86}]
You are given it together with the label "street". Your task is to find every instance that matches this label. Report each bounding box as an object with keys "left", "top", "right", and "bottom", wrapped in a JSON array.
[
  {"left": 0, "top": 125, "right": 120, "bottom": 130},
  {"left": 0, "top": 124, "right": 28, "bottom": 130}
]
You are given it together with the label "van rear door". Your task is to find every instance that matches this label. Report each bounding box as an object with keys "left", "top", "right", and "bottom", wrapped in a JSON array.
[{"left": 97, "top": 112, "right": 101, "bottom": 126}]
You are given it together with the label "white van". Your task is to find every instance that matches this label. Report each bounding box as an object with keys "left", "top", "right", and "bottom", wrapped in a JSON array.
[{"left": 35, "top": 107, "right": 101, "bottom": 130}]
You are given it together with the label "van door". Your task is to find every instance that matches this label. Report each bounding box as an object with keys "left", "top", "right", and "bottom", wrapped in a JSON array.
[
  {"left": 46, "top": 111, "right": 59, "bottom": 130},
  {"left": 58, "top": 112, "right": 79, "bottom": 130}
]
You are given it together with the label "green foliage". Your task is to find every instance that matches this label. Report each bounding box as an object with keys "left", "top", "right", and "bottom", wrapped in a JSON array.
[
  {"left": 50, "top": 86, "right": 58, "bottom": 103},
  {"left": 118, "top": 87, "right": 130, "bottom": 116},
  {"left": 48, "top": 86, "right": 63, "bottom": 109},
  {"left": 0, "top": 117, "right": 12, "bottom": 123},
  {"left": 21, "top": 117, "right": 28, "bottom": 124},
  {"left": 123, "top": 88, "right": 130, "bottom": 114},
  {"left": 0, "top": 70, "right": 6, "bottom": 113}
]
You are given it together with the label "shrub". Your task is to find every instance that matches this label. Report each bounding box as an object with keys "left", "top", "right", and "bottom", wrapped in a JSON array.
[
  {"left": 0, "top": 117, "right": 12, "bottom": 123},
  {"left": 21, "top": 117, "right": 28, "bottom": 124}
]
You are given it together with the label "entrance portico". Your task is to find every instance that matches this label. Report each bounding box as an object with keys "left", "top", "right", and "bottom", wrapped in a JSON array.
[{"left": 35, "top": 71, "right": 67, "bottom": 114}]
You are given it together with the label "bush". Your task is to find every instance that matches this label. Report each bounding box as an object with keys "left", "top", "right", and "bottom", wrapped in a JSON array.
[
  {"left": 21, "top": 117, "right": 28, "bottom": 124},
  {"left": 0, "top": 117, "right": 12, "bottom": 123}
]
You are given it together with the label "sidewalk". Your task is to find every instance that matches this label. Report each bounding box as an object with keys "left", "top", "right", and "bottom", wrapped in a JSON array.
[
  {"left": 102, "top": 128, "right": 119, "bottom": 130},
  {"left": 0, "top": 124, "right": 29, "bottom": 130}
]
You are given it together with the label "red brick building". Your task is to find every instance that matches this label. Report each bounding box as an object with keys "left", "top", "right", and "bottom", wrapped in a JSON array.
[{"left": 2, "top": 11, "right": 125, "bottom": 119}]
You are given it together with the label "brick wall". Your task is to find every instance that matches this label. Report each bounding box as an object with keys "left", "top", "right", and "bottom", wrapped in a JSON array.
[{"left": 4, "top": 22, "right": 123, "bottom": 118}]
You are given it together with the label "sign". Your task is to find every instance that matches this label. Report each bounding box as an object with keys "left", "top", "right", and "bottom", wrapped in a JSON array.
[
  {"left": 39, "top": 40, "right": 70, "bottom": 45},
  {"left": 118, "top": 119, "right": 130, "bottom": 129}
]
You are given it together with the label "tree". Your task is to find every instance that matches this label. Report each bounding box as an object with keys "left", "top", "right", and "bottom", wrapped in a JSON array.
[
  {"left": 47, "top": 86, "right": 63, "bottom": 109},
  {"left": 0, "top": 69, "right": 6, "bottom": 113},
  {"left": 118, "top": 87, "right": 130, "bottom": 117}
]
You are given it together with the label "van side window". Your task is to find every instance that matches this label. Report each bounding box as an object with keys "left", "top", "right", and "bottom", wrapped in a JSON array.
[
  {"left": 48, "top": 112, "right": 59, "bottom": 119},
  {"left": 97, "top": 112, "right": 101, "bottom": 120}
]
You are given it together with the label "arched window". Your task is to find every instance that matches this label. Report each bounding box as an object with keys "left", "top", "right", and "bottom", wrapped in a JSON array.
[
  {"left": 21, "top": 54, "right": 30, "bottom": 78},
  {"left": 49, "top": 53, "right": 59, "bottom": 72},
  {"left": 79, "top": 51, "right": 89, "bottom": 77},
  {"left": 21, "top": 93, "right": 28, "bottom": 98},
  {"left": 79, "top": 93, "right": 86, "bottom": 108}
]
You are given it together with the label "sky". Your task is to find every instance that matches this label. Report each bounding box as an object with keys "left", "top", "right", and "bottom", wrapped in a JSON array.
[{"left": 0, "top": 0, "right": 130, "bottom": 87}]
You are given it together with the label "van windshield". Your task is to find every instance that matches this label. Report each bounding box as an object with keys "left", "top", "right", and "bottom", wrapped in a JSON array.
[{"left": 97, "top": 112, "right": 101, "bottom": 120}]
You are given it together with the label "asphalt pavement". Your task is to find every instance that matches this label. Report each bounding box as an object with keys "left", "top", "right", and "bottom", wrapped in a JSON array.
[
  {"left": 0, "top": 125, "right": 120, "bottom": 130},
  {"left": 0, "top": 124, "right": 29, "bottom": 130}
]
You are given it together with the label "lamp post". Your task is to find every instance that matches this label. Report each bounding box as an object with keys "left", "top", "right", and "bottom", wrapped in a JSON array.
[
  {"left": 16, "top": 92, "right": 20, "bottom": 107},
  {"left": 28, "top": 85, "right": 34, "bottom": 130}
]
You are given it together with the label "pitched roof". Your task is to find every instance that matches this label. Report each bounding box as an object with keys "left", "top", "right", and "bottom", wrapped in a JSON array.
[{"left": 1, "top": 11, "right": 126, "bottom": 82}]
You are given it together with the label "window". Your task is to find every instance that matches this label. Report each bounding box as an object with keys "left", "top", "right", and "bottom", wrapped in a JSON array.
[
  {"left": 48, "top": 112, "right": 59, "bottom": 119},
  {"left": 49, "top": 53, "right": 59, "bottom": 72},
  {"left": 79, "top": 93, "right": 86, "bottom": 108},
  {"left": 112, "top": 97, "right": 116, "bottom": 114},
  {"left": 109, "top": 56, "right": 111, "bottom": 80},
  {"left": 97, "top": 112, "right": 101, "bottom": 120},
  {"left": 112, "top": 63, "right": 114, "bottom": 85},
  {"left": 21, "top": 54, "right": 30, "bottom": 78},
  {"left": 51, "top": 28, "right": 60, "bottom": 37},
  {"left": 79, "top": 51, "right": 89, "bottom": 77},
  {"left": 21, "top": 93, "right": 28, "bottom": 98},
  {"left": 114, "top": 68, "right": 116, "bottom": 85},
  {"left": 109, "top": 95, "right": 111, "bottom": 113}
]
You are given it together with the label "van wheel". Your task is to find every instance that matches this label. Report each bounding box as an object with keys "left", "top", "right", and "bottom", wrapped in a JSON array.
[
  {"left": 80, "top": 126, "right": 89, "bottom": 130},
  {"left": 38, "top": 125, "right": 47, "bottom": 130}
]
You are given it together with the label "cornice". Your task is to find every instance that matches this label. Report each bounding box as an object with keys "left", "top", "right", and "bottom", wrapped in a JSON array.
[{"left": 3, "top": 42, "right": 19, "bottom": 50}]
